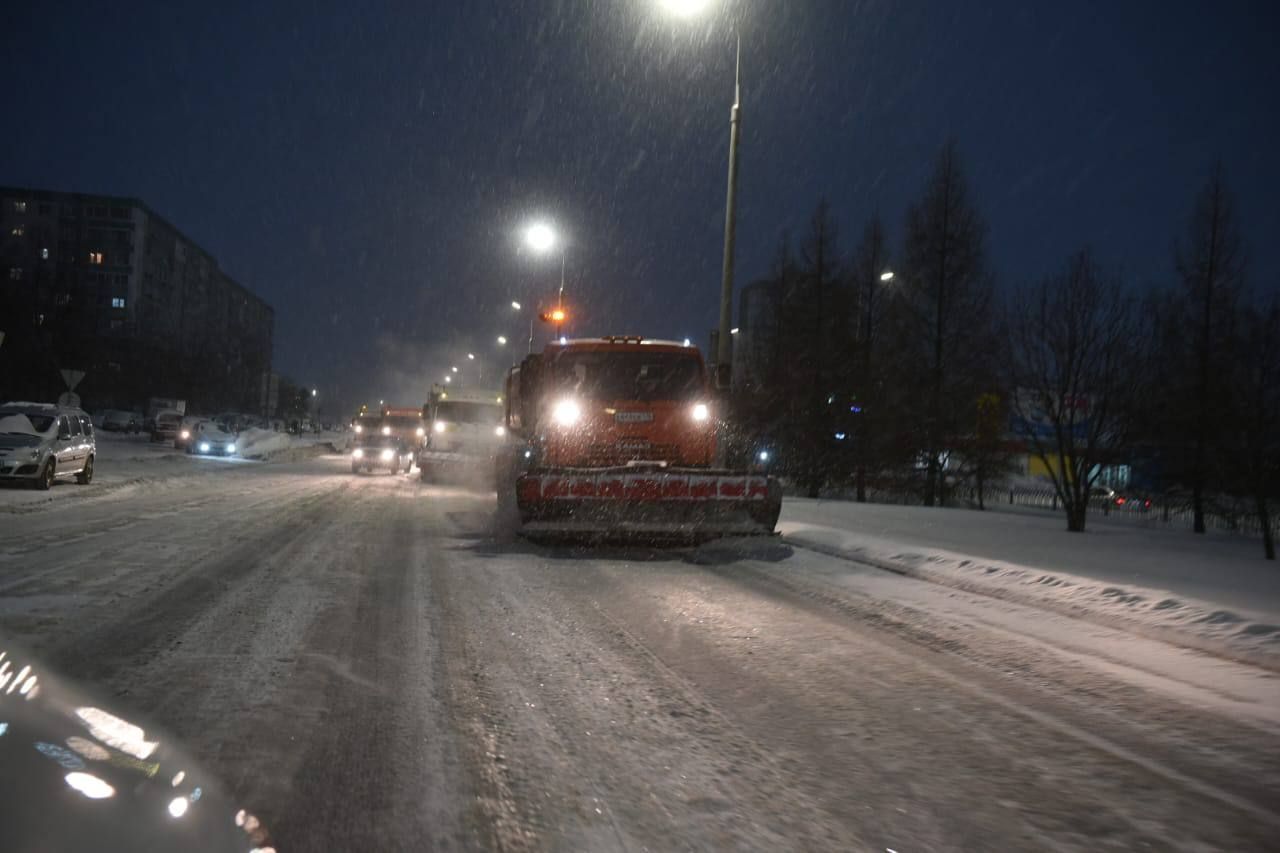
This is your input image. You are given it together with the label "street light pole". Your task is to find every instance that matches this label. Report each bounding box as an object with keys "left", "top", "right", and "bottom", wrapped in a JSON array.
[{"left": 715, "top": 30, "right": 742, "bottom": 391}]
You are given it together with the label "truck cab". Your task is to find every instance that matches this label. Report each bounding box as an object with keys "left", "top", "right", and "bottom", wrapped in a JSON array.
[
  {"left": 417, "top": 389, "right": 506, "bottom": 483},
  {"left": 507, "top": 337, "right": 714, "bottom": 469}
]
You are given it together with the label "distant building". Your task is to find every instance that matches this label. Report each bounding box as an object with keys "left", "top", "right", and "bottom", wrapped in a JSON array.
[{"left": 0, "top": 187, "right": 272, "bottom": 412}]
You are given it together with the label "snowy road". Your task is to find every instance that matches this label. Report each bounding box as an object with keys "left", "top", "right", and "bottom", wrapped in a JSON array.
[{"left": 2, "top": 453, "right": 1278, "bottom": 851}]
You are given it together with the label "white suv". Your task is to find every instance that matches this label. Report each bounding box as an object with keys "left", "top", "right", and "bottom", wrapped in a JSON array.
[{"left": 0, "top": 402, "right": 97, "bottom": 490}]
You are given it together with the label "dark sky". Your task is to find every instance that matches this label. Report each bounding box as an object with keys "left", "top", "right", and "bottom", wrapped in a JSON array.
[{"left": 4, "top": 1, "right": 1278, "bottom": 411}]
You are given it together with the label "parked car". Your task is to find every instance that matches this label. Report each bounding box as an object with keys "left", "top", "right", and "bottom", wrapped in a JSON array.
[
  {"left": 100, "top": 409, "right": 142, "bottom": 433},
  {"left": 186, "top": 420, "right": 239, "bottom": 457},
  {"left": 149, "top": 409, "right": 184, "bottom": 443},
  {"left": 0, "top": 402, "right": 96, "bottom": 490}
]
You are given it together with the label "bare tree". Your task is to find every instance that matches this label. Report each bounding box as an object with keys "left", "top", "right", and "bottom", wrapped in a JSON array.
[
  {"left": 794, "top": 200, "right": 843, "bottom": 497},
  {"left": 900, "top": 140, "right": 995, "bottom": 506},
  {"left": 1226, "top": 297, "right": 1280, "bottom": 559},
  {"left": 1008, "top": 250, "right": 1143, "bottom": 532},
  {"left": 848, "top": 216, "right": 890, "bottom": 502},
  {"left": 1175, "top": 164, "right": 1245, "bottom": 532}
]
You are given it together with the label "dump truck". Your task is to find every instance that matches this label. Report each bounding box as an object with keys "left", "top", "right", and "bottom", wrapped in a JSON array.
[{"left": 498, "top": 336, "right": 781, "bottom": 541}]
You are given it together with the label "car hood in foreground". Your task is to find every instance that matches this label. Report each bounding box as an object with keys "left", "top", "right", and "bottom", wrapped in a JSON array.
[{"left": 0, "top": 640, "right": 272, "bottom": 851}]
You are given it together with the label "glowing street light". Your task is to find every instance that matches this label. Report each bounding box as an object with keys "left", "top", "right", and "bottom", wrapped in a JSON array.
[
  {"left": 880, "top": 270, "right": 895, "bottom": 281},
  {"left": 444, "top": 375, "right": 452, "bottom": 384},
  {"left": 659, "top": 0, "right": 711, "bottom": 17},
  {"left": 497, "top": 336, "right": 507, "bottom": 345},
  {"left": 310, "top": 388, "right": 317, "bottom": 397},
  {"left": 451, "top": 366, "right": 458, "bottom": 373},
  {"left": 525, "top": 222, "right": 556, "bottom": 253},
  {"left": 521, "top": 220, "right": 568, "bottom": 353},
  {"left": 661, "top": 0, "right": 740, "bottom": 393},
  {"left": 511, "top": 301, "right": 522, "bottom": 311},
  {"left": 467, "top": 353, "right": 475, "bottom": 360}
]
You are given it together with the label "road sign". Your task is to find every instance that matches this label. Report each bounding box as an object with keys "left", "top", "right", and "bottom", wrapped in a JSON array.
[
  {"left": 60, "top": 369, "right": 86, "bottom": 390},
  {"left": 57, "top": 392, "right": 81, "bottom": 408}
]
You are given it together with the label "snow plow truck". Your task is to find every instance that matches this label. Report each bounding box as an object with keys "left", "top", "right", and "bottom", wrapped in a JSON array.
[{"left": 498, "top": 336, "right": 782, "bottom": 541}]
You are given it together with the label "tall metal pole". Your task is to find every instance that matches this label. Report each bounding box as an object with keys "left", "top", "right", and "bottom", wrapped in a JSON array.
[{"left": 715, "top": 30, "right": 742, "bottom": 391}]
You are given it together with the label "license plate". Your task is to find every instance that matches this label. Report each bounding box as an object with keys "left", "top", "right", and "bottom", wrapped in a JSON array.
[
  {"left": 618, "top": 440, "right": 650, "bottom": 452},
  {"left": 615, "top": 411, "right": 653, "bottom": 423}
]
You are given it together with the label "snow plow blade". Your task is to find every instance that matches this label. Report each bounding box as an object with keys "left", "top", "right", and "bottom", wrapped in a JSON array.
[{"left": 515, "top": 466, "right": 782, "bottom": 543}]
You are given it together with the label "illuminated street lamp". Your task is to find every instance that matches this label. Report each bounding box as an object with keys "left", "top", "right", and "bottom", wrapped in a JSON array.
[
  {"left": 444, "top": 375, "right": 452, "bottom": 384},
  {"left": 511, "top": 301, "right": 522, "bottom": 311},
  {"left": 659, "top": 0, "right": 711, "bottom": 17},
  {"left": 467, "top": 353, "right": 475, "bottom": 360},
  {"left": 310, "top": 388, "right": 317, "bottom": 397},
  {"left": 880, "top": 270, "right": 895, "bottom": 281},
  {"left": 522, "top": 221, "right": 568, "bottom": 351},
  {"left": 497, "top": 336, "right": 507, "bottom": 345},
  {"left": 661, "top": 0, "right": 741, "bottom": 391},
  {"left": 451, "top": 366, "right": 458, "bottom": 373}
]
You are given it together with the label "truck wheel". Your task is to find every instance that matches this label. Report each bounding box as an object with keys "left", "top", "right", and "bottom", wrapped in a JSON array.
[
  {"left": 76, "top": 455, "right": 94, "bottom": 484},
  {"left": 36, "top": 460, "right": 55, "bottom": 491}
]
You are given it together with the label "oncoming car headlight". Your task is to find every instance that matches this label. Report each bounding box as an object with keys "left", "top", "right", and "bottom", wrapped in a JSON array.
[
  {"left": 433, "top": 421, "right": 446, "bottom": 434},
  {"left": 381, "top": 426, "right": 391, "bottom": 436},
  {"left": 415, "top": 426, "right": 426, "bottom": 437},
  {"left": 198, "top": 442, "right": 211, "bottom": 453},
  {"left": 225, "top": 442, "right": 236, "bottom": 453},
  {"left": 352, "top": 448, "right": 364, "bottom": 459},
  {"left": 179, "top": 430, "right": 190, "bottom": 440},
  {"left": 380, "top": 448, "right": 395, "bottom": 461},
  {"left": 691, "top": 402, "right": 710, "bottom": 422},
  {"left": 494, "top": 425, "right": 506, "bottom": 437},
  {"left": 552, "top": 399, "right": 581, "bottom": 427},
  {"left": 354, "top": 424, "right": 363, "bottom": 434}
]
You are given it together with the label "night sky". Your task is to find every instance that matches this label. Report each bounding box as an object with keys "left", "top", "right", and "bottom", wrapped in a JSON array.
[{"left": 4, "top": 1, "right": 1278, "bottom": 412}]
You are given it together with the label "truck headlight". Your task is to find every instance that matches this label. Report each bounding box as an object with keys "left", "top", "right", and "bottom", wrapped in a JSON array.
[
  {"left": 353, "top": 448, "right": 364, "bottom": 459},
  {"left": 380, "top": 448, "right": 394, "bottom": 461},
  {"left": 381, "top": 426, "right": 391, "bottom": 435},
  {"left": 552, "top": 399, "right": 581, "bottom": 427},
  {"left": 691, "top": 402, "right": 710, "bottom": 422},
  {"left": 180, "top": 430, "right": 190, "bottom": 440},
  {"left": 494, "top": 425, "right": 506, "bottom": 437},
  {"left": 354, "top": 425, "right": 363, "bottom": 434},
  {"left": 434, "top": 421, "right": 447, "bottom": 433},
  {"left": 416, "top": 426, "right": 426, "bottom": 437}
]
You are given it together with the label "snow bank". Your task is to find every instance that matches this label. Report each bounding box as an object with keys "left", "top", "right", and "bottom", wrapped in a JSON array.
[
  {"left": 780, "top": 502, "right": 1280, "bottom": 668},
  {"left": 234, "top": 428, "right": 343, "bottom": 460},
  {"left": 235, "top": 428, "right": 294, "bottom": 459}
]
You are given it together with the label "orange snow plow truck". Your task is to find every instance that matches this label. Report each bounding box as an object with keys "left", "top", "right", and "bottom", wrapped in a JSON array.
[{"left": 499, "top": 336, "right": 782, "bottom": 540}]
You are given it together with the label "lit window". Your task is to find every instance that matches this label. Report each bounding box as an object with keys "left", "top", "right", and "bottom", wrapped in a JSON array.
[
  {"left": 41, "top": 248, "right": 49, "bottom": 259},
  {"left": 10, "top": 226, "right": 23, "bottom": 237},
  {"left": 8, "top": 267, "right": 22, "bottom": 280},
  {"left": 13, "top": 201, "right": 26, "bottom": 213},
  {"left": 88, "top": 252, "right": 103, "bottom": 265},
  {"left": 111, "top": 297, "right": 126, "bottom": 308}
]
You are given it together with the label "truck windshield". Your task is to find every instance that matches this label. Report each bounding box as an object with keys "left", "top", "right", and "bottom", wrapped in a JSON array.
[
  {"left": 384, "top": 416, "right": 421, "bottom": 432},
  {"left": 436, "top": 402, "right": 502, "bottom": 425},
  {"left": 553, "top": 351, "right": 705, "bottom": 402}
]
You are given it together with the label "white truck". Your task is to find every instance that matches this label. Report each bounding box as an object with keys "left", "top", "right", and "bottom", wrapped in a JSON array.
[{"left": 417, "top": 388, "right": 507, "bottom": 484}]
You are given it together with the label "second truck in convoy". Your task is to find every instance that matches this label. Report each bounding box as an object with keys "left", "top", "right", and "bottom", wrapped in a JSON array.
[{"left": 417, "top": 388, "right": 506, "bottom": 483}]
